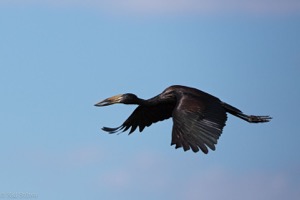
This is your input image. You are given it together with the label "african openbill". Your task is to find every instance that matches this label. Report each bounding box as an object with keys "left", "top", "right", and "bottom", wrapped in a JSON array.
[{"left": 95, "top": 85, "right": 271, "bottom": 154}]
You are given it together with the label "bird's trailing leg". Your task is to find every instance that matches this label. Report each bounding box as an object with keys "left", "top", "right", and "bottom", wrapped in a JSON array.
[
  {"left": 221, "top": 102, "right": 272, "bottom": 123},
  {"left": 236, "top": 113, "right": 272, "bottom": 123}
]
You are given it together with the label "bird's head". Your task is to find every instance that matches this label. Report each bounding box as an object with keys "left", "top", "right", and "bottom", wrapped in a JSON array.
[{"left": 94, "top": 93, "right": 139, "bottom": 107}]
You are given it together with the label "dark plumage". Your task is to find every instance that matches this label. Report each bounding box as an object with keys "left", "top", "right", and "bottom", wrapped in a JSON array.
[{"left": 95, "top": 85, "right": 271, "bottom": 154}]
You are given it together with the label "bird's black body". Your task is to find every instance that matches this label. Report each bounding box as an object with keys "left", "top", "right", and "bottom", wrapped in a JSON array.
[{"left": 95, "top": 85, "right": 271, "bottom": 154}]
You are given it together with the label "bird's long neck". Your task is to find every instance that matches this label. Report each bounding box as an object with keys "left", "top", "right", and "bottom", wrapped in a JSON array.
[
  {"left": 137, "top": 95, "right": 162, "bottom": 106},
  {"left": 124, "top": 97, "right": 148, "bottom": 106},
  {"left": 133, "top": 95, "right": 173, "bottom": 106},
  {"left": 135, "top": 98, "right": 149, "bottom": 106}
]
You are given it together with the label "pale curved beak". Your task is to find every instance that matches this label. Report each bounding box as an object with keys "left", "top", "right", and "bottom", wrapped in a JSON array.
[{"left": 94, "top": 94, "right": 123, "bottom": 107}]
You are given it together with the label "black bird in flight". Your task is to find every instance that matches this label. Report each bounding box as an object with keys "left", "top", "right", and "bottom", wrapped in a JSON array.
[{"left": 95, "top": 85, "right": 271, "bottom": 154}]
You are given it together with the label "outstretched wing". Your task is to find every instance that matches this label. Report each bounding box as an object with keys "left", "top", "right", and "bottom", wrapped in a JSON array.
[
  {"left": 171, "top": 94, "right": 227, "bottom": 154},
  {"left": 102, "top": 102, "right": 175, "bottom": 134}
]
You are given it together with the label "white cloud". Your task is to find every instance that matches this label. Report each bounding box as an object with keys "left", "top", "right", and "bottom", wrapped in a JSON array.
[
  {"left": 107, "top": 0, "right": 300, "bottom": 15},
  {"left": 1, "top": 0, "right": 300, "bottom": 15},
  {"left": 182, "top": 167, "right": 300, "bottom": 200},
  {"left": 94, "top": 150, "right": 300, "bottom": 200},
  {"left": 25, "top": 145, "right": 299, "bottom": 200}
]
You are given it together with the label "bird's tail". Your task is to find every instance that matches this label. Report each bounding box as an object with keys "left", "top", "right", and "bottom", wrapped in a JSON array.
[{"left": 221, "top": 102, "right": 272, "bottom": 123}]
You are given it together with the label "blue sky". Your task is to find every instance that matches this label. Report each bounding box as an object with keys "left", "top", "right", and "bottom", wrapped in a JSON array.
[{"left": 0, "top": 1, "right": 299, "bottom": 200}]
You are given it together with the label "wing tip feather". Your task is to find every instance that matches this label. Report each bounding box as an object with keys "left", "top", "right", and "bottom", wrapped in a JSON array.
[{"left": 102, "top": 126, "right": 123, "bottom": 134}]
